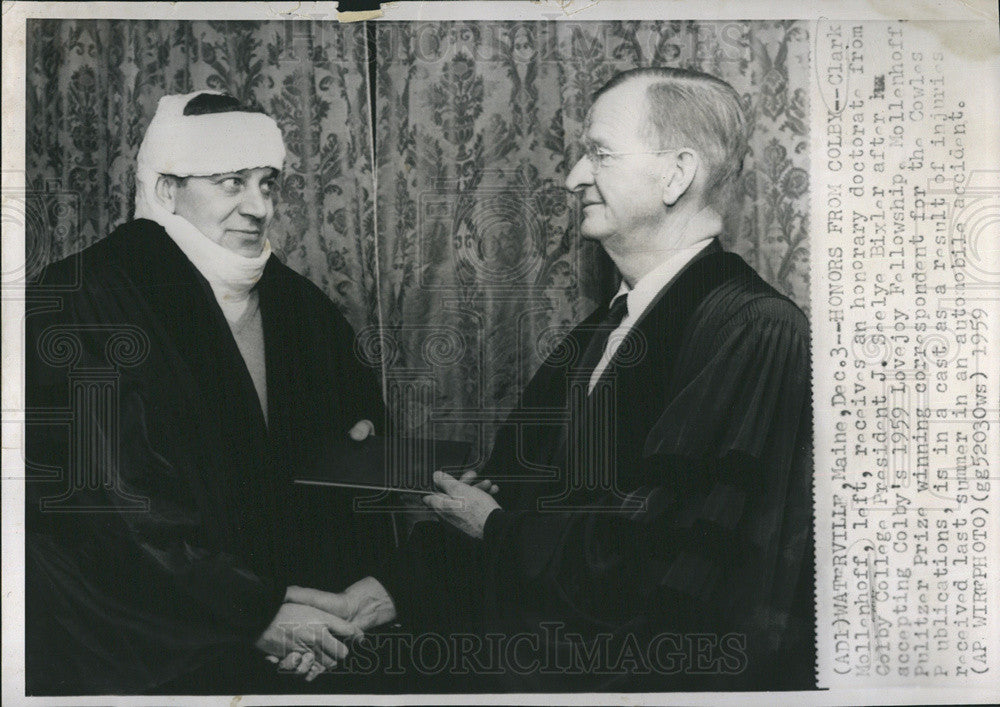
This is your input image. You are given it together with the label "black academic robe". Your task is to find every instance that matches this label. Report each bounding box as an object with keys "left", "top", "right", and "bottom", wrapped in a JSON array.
[
  {"left": 24, "top": 219, "right": 394, "bottom": 695},
  {"left": 382, "top": 241, "right": 814, "bottom": 692}
]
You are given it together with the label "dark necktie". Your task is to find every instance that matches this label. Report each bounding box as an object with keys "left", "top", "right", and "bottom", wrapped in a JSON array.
[
  {"left": 576, "top": 293, "right": 629, "bottom": 383},
  {"left": 540, "top": 293, "right": 631, "bottom": 509}
]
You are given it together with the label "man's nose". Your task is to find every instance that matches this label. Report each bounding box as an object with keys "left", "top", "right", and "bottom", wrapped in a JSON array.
[
  {"left": 565, "top": 155, "right": 593, "bottom": 192},
  {"left": 240, "top": 185, "right": 270, "bottom": 220}
]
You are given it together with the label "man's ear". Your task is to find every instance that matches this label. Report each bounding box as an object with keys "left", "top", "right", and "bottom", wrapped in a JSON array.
[
  {"left": 154, "top": 175, "right": 179, "bottom": 213},
  {"left": 660, "top": 149, "right": 699, "bottom": 207}
]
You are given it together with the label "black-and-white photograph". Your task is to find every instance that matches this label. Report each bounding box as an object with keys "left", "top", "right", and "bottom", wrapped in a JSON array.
[{"left": 3, "top": 2, "right": 998, "bottom": 705}]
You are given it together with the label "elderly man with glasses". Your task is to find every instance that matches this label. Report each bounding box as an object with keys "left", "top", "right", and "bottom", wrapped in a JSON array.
[{"left": 289, "top": 67, "right": 815, "bottom": 692}]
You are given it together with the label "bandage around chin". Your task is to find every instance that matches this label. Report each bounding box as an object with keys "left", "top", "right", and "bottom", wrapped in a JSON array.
[{"left": 137, "top": 110, "right": 285, "bottom": 177}]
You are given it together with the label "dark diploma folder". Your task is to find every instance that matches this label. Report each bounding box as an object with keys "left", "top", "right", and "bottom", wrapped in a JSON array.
[{"left": 293, "top": 435, "right": 473, "bottom": 494}]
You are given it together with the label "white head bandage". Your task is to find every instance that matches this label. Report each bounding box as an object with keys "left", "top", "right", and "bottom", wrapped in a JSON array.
[
  {"left": 136, "top": 91, "right": 285, "bottom": 179},
  {"left": 133, "top": 91, "right": 286, "bottom": 322}
]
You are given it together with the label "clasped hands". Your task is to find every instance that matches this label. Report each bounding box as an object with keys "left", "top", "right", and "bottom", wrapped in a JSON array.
[
  {"left": 256, "top": 422, "right": 501, "bottom": 680},
  {"left": 255, "top": 577, "right": 394, "bottom": 681}
]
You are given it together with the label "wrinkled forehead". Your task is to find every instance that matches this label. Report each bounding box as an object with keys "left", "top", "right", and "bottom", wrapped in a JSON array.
[
  {"left": 180, "top": 165, "right": 281, "bottom": 181},
  {"left": 584, "top": 83, "right": 650, "bottom": 142},
  {"left": 230, "top": 165, "right": 280, "bottom": 178}
]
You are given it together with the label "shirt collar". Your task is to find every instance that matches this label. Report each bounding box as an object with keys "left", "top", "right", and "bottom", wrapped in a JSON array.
[{"left": 613, "top": 238, "right": 715, "bottom": 321}]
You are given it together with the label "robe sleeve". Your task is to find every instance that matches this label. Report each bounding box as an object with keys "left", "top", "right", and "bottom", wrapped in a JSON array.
[{"left": 382, "top": 296, "right": 813, "bottom": 686}]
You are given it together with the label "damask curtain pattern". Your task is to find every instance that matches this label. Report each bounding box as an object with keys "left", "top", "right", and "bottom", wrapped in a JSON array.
[
  {"left": 374, "top": 21, "right": 616, "bottom": 446},
  {"left": 26, "top": 19, "right": 377, "bottom": 328},
  {"left": 375, "top": 20, "right": 810, "bottom": 443}
]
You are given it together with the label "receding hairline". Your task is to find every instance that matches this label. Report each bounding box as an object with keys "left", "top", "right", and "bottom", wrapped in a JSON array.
[
  {"left": 589, "top": 67, "right": 743, "bottom": 127},
  {"left": 593, "top": 66, "right": 738, "bottom": 102},
  {"left": 585, "top": 69, "right": 738, "bottom": 131}
]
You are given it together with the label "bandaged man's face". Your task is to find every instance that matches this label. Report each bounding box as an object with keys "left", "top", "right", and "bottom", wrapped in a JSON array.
[{"left": 172, "top": 167, "right": 278, "bottom": 257}]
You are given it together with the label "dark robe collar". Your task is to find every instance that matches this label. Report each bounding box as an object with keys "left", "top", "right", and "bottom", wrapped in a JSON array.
[
  {"left": 589, "top": 238, "right": 734, "bottom": 388},
  {"left": 614, "top": 241, "right": 753, "bottom": 376},
  {"left": 106, "top": 218, "right": 274, "bottom": 445}
]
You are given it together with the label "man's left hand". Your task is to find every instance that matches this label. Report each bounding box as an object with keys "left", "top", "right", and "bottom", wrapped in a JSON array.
[
  {"left": 422, "top": 470, "right": 501, "bottom": 540},
  {"left": 348, "top": 419, "right": 375, "bottom": 441}
]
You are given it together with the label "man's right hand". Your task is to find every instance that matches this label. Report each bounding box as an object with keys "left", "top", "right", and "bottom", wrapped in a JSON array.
[
  {"left": 286, "top": 576, "right": 397, "bottom": 633},
  {"left": 254, "top": 601, "right": 364, "bottom": 671}
]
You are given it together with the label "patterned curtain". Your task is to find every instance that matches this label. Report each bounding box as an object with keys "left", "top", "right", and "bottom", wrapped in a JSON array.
[
  {"left": 374, "top": 20, "right": 810, "bottom": 446},
  {"left": 25, "top": 19, "right": 378, "bottom": 328},
  {"left": 26, "top": 19, "right": 810, "bottom": 446}
]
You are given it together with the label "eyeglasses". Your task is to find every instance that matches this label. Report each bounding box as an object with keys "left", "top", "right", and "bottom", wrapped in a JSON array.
[{"left": 577, "top": 142, "right": 679, "bottom": 171}]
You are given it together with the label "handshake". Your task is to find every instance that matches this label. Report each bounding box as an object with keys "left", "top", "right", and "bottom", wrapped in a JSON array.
[
  {"left": 255, "top": 459, "right": 501, "bottom": 682},
  {"left": 255, "top": 576, "right": 396, "bottom": 682}
]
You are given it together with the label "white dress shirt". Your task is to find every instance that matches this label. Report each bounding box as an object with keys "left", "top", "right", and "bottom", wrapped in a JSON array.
[{"left": 588, "top": 238, "right": 715, "bottom": 392}]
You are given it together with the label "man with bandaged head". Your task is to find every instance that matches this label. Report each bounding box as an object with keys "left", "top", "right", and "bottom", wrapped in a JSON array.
[{"left": 25, "top": 92, "right": 393, "bottom": 694}]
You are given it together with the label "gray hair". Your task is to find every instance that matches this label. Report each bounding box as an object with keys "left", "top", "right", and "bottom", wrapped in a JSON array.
[{"left": 595, "top": 67, "right": 749, "bottom": 205}]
